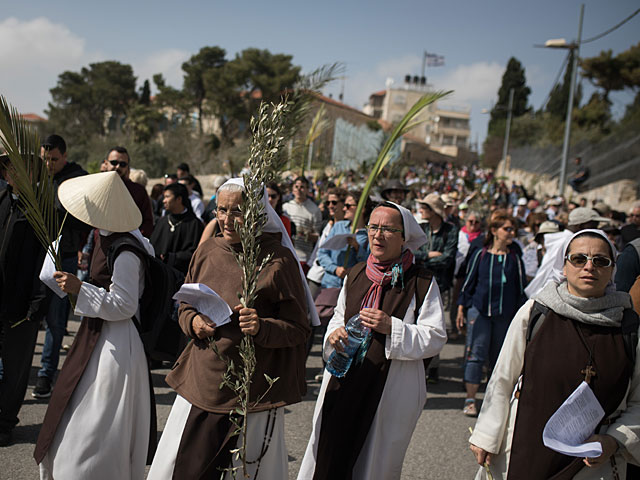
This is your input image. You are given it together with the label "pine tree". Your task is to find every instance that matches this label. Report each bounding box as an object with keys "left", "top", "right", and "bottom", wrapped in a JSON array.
[{"left": 488, "top": 57, "right": 531, "bottom": 136}]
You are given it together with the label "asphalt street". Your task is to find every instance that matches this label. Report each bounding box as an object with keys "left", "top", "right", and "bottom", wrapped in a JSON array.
[{"left": 1, "top": 317, "right": 481, "bottom": 480}]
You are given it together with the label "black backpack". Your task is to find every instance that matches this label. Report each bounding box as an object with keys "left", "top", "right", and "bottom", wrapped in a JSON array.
[{"left": 106, "top": 236, "right": 186, "bottom": 362}]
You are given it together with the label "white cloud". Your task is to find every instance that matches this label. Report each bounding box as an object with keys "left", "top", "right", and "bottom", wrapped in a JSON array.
[
  {"left": 132, "top": 48, "right": 190, "bottom": 90},
  {"left": 0, "top": 17, "right": 94, "bottom": 115},
  {"left": 0, "top": 17, "right": 189, "bottom": 116},
  {"left": 432, "top": 61, "right": 504, "bottom": 106}
]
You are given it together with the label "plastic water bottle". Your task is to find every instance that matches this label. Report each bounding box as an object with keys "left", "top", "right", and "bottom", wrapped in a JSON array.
[{"left": 326, "top": 314, "right": 371, "bottom": 378}]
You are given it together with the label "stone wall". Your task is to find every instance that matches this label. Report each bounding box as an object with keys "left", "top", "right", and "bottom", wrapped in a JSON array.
[{"left": 497, "top": 158, "right": 638, "bottom": 211}]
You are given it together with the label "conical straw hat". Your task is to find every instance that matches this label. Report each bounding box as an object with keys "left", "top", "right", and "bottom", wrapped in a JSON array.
[{"left": 58, "top": 171, "right": 142, "bottom": 232}]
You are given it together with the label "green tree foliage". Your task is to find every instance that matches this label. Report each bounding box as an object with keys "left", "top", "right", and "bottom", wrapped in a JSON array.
[
  {"left": 580, "top": 49, "right": 625, "bottom": 102},
  {"left": 182, "top": 46, "right": 227, "bottom": 134},
  {"left": 546, "top": 51, "right": 582, "bottom": 118},
  {"left": 488, "top": 57, "right": 531, "bottom": 136},
  {"left": 47, "top": 61, "right": 137, "bottom": 144},
  {"left": 139, "top": 79, "right": 151, "bottom": 106}
]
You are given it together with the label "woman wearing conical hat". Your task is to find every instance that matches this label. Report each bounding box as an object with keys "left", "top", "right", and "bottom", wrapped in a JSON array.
[{"left": 34, "top": 171, "right": 155, "bottom": 480}]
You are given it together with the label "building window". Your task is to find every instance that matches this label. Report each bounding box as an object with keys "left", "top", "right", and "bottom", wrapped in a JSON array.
[{"left": 393, "top": 94, "right": 406, "bottom": 105}]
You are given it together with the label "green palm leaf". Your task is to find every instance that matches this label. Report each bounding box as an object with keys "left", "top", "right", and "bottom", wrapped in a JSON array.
[
  {"left": 0, "top": 96, "right": 62, "bottom": 269},
  {"left": 350, "top": 90, "right": 453, "bottom": 234}
]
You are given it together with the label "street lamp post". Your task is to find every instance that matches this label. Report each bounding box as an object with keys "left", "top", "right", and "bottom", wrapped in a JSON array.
[{"left": 545, "top": 4, "right": 585, "bottom": 196}]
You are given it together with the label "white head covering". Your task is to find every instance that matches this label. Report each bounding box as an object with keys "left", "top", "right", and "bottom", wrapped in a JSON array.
[
  {"left": 220, "top": 178, "right": 320, "bottom": 326},
  {"left": 380, "top": 201, "right": 428, "bottom": 254},
  {"left": 549, "top": 228, "right": 618, "bottom": 293}
]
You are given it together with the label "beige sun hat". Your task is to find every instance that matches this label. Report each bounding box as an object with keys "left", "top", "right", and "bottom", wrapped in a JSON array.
[{"left": 58, "top": 171, "right": 142, "bottom": 232}]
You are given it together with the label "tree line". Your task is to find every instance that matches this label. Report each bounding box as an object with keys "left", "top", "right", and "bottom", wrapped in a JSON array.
[
  {"left": 484, "top": 42, "right": 640, "bottom": 167},
  {"left": 45, "top": 47, "right": 301, "bottom": 177}
]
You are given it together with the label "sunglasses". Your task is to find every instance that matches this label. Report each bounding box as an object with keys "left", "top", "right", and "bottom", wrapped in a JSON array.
[
  {"left": 501, "top": 226, "right": 515, "bottom": 233},
  {"left": 109, "top": 160, "right": 129, "bottom": 168},
  {"left": 467, "top": 219, "right": 480, "bottom": 224},
  {"left": 268, "top": 194, "right": 278, "bottom": 200},
  {"left": 326, "top": 200, "right": 341, "bottom": 206},
  {"left": 344, "top": 203, "right": 356, "bottom": 209},
  {"left": 565, "top": 253, "right": 613, "bottom": 268}
]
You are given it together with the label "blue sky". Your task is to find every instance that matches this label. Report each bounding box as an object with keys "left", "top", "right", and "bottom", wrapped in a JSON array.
[{"left": 2, "top": 0, "right": 638, "bottom": 149}]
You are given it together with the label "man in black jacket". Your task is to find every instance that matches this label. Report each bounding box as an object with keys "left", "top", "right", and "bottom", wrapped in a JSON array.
[
  {"left": 0, "top": 155, "right": 49, "bottom": 446},
  {"left": 33, "top": 135, "right": 90, "bottom": 399}
]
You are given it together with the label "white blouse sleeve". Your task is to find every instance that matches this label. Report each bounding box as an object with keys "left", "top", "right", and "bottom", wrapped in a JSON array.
[
  {"left": 469, "top": 299, "right": 535, "bottom": 454},
  {"left": 74, "top": 251, "right": 143, "bottom": 321},
  {"left": 384, "top": 278, "right": 447, "bottom": 361},
  {"left": 322, "top": 281, "right": 348, "bottom": 362}
]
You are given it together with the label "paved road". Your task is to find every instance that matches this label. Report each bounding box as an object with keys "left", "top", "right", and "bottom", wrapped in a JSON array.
[{"left": 1, "top": 318, "right": 481, "bottom": 479}]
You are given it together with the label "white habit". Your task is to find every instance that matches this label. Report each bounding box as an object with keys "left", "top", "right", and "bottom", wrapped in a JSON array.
[
  {"left": 297, "top": 276, "right": 447, "bottom": 480},
  {"left": 39, "top": 249, "right": 150, "bottom": 480}
]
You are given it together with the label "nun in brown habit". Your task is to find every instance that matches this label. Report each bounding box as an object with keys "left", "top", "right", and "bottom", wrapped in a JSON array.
[
  {"left": 469, "top": 229, "right": 640, "bottom": 479},
  {"left": 298, "top": 201, "right": 448, "bottom": 480},
  {"left": 148, "top": 178, "right": 318, "bottom": 480}
]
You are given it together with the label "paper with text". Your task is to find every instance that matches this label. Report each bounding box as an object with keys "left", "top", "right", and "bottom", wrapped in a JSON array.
[
  {"left": 39, "top": 238, "right": 66, "bottom": 298},
  {"left": 320, "top": 233, "right": 356, "bottom": 250},
  {"left": 172, "top": 283, "right": 233, "bottom": 327},
  {"left": 542, "top": 381, "right": 605, "bottom": 458}
]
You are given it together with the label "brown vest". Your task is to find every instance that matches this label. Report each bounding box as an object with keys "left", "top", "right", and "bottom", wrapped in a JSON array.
[
  {"left": 313, "top": 262, "right": 432, "bottom": 480},
  {"left": 507, "top": 310, "right": 633, "bottom": 480},
  {"left": 35, "top": 232, "right": 157, "bottom": 464}
]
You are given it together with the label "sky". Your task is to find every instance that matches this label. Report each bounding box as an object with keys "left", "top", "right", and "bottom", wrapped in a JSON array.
[{"left": 2, "top": 0, "right": 639, "bottom": 149}]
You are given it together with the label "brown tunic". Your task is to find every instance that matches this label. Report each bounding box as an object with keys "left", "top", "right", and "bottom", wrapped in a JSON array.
[
  {"left": 508, "top": 310, "right": 633, "bottom": 480},
  {"left": 313, "top": 262, "right": 432, "bottom": 480},
  {"left": 166, "top": 232, "right": 311, "bottom": 414}
]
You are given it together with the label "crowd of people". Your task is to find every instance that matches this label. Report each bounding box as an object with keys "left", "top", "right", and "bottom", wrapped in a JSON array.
[{"left": 1, "top": 132, "right": 640, "bottom": 479}]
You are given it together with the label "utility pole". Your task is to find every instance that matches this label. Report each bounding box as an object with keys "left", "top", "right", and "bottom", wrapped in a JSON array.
[
  {"left": 558, "top": 4, "right": 584, "bottom": 196},
  {"left": 501, "top": 88, "right": 514, "bottom": 177}
]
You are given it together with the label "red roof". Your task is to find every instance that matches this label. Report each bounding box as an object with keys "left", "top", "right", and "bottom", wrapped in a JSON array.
[
  {"left": 370, "top": 90, "right": 386, "bottom": 97},
  {"left": 21, "top": 113, "right": 47, "bottom": 122},
  {"left": 313, "top": 93, "right": 374, "bottom": 118}
]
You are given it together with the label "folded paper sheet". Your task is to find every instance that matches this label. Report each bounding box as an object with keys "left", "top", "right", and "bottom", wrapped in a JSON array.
[
  {"left": 172, "top": 283, "right": 233, "bottom": 327},
  {"left": 542, "top": 381, "right": 605, "bottom": 458},
  {"left": 39, "top": 238, "right": 66, "bottom": 299},
  {"left": 320, "top": 233, "right": 356, "bottom": 250}
]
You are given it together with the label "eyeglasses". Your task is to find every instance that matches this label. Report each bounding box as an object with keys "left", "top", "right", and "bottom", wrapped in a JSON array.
[
  {"left": 216, "top": 207, "right": 243, "bottom": 219},
  {"left": 565, "top": 253, "right": 613, "bottom": 268},
  {"left": 344, "top": 203, "right": 356, "bottom": 209},
  {"left": 326, "top": 200, "right": 341, "bottom": 206},
  {"left": 268, "top": 194, "right": 278, "bottom": 200},
  {"left": 501, "top": 226, "right": 515, "bottom": 233},
  {"left": 366, "top": 224, "right": 403, "bottom": 236},
  {"left": 467, "top": 219, "right": 480, "bottom": 224},
  {"left": 109, "top": 160, "right": 128, "bottom": 168}
]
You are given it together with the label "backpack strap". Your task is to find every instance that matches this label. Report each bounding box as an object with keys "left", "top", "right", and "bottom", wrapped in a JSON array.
[
  {"left": 621, "top": 307, "right": 639, "bottom": 365},
  {"left": 526, "top": 301, "right": 549, "bottom": 344}
]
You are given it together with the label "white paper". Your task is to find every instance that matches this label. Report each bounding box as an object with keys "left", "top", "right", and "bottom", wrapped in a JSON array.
[
  {"left": 172, "top": 283, "right": 233, "bottom": 327},
  {"left": 39, "top": 238, "right": 66, "bottom": 298},
  {"left": 320, "top": 233, "right": 355, "bottom": 250},
  {"left": 542, "top": 381, "right": 605, "bottom": 458}
]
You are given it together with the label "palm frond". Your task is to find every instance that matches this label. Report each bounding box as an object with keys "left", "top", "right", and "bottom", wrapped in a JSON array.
[
  {"left": 0, "top": 95, "right": 62, "bottom": 269},
  {"left": 350, "top": 90, "right": 453, "bottom": 235},
  {"left": 300, "top": 104, "right": 331, "bottom": 176}
]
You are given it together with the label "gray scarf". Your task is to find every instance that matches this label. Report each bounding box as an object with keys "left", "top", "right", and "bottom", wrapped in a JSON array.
[{"left": 535, "top": 281, "right": 632, "bottom": 327}]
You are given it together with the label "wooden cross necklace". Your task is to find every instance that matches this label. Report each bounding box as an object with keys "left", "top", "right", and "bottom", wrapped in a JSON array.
[{"left": 575, "top": 323, "right": 597, "bottom": 384}]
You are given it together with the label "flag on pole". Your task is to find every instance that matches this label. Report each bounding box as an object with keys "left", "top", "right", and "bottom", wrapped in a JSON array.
[{"left": 425, "top": 53, "right": 445, "bottom": 67}]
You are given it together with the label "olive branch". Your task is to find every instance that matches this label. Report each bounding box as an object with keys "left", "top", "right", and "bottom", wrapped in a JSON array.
[{"left": 210, "top": 100, "right": 289, "bottom": 479}]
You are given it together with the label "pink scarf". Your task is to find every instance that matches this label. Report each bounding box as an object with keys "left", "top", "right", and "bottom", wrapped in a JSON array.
[
  {"left": 462, "top": 225, "right": 482, "bottom": 243},
  {"left": 361, "top": 249, "right": 415, "bottom": 310}
]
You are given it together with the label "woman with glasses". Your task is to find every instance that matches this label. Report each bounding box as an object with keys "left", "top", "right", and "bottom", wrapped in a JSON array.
[
  {"left": 457, "top": 215, "right": 527, "bottom": 417},
  {"left": 468, "top": 230, "right": 640, "bottom": 479},
  {"left": 298, "top": 201, "right": 447, "bottom": 480}
]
